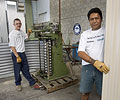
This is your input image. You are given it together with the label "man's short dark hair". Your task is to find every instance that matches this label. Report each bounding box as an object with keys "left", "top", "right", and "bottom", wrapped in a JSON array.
[
  {"left": 87, "top": 7, "right": 103, "bottom": 20},
  {"left": 13, "top": 18, "right": 21, "bottom": 24}
]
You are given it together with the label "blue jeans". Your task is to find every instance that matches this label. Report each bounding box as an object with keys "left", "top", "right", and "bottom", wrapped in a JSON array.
[
  {"left": 80, "top": 64, "right": 103, "bottom": 96},
  {"left": 11, "top": 52, "right": 36, "bottom": 86}
]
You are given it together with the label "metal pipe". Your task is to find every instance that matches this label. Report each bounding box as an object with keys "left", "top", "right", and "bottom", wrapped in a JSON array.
[{"left": 59, "top": 0, "right": 61, "bottom": 33}]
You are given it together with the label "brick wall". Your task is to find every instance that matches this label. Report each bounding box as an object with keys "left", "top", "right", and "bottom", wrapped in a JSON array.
[{"left": 50, "top": 0, "right": 106, "bottom": 44}]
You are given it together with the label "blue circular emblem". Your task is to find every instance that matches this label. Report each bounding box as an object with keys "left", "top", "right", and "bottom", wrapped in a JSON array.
[{"left": 73, "top": 23, "right": 81, "bottom": 35}]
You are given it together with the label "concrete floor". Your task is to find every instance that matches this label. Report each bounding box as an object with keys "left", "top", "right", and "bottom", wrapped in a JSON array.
[{"left": 0, "top": 65, "right": 100, "bottom": 100}]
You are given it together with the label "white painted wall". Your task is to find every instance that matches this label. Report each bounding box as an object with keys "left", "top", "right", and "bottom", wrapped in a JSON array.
[
  {"left": 50, "top": 0, "right": 106, "bottom": 45},
  {"left": 102, "top": 0, "right": 120, "bottom": 100},
  {"left": 36, "top": 0, "right": 50, "bottom": 23}
]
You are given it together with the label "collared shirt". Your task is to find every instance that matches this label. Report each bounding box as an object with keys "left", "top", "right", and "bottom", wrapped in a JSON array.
[
  {"left": 78, "top": 27, "right": 105, "bottom": 65},
  {"left": 9, "top": 30, "right": 28, "bottom": 52}
]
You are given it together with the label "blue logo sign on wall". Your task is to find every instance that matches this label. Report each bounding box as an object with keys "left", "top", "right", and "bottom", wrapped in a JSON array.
[{"left": 73, "top": 23, "right": 81, "bottom": 35}]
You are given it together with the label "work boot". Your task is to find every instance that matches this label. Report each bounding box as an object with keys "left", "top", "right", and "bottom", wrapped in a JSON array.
[
  {"left": 31, "top": 82, "right": 41, "bottom": 90},
  {"left": 16, "top": 85, "right": 22, "bottom": 91}
]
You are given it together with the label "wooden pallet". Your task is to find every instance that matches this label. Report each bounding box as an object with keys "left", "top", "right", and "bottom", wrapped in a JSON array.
[{"left": 32, "top": 74, "right": 78, "bottom": 93}]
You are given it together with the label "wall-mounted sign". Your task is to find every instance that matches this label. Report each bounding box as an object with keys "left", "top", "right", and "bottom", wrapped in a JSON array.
[{"left": 73, "top": 23, "right": 81, "bottom": 35}]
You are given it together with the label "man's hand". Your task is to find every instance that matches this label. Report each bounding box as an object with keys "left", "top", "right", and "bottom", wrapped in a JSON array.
[
  {"left": 93, "top": 60, "right": 110, "bottom": 74},
  {"left": 27, "top": 29, "right": 32, "bottom": 38},
  {"left": 28, "top": 29, "right": 32, "bottom": 33},
  {"left": 17, "top": 56, "right": 22, "bottom": 63}
]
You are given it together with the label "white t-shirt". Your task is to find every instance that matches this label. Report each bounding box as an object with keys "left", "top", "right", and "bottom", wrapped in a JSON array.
[
  {"left": 78, "top": 27, "right": 105, "bottom": 65},
  {"left": 9, "top": 30, "right": 28, "bottom": 52}
]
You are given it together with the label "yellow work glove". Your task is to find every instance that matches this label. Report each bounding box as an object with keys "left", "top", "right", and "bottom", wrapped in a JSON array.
[
  {"left": 17, "top": 56, "right": 22, "bottom": 63},
  {"left": 28, "top": 29, "right": 32, "bottom": 33},
  {"left": 93, "top": 60, "right": 110, "bottom": 74}
]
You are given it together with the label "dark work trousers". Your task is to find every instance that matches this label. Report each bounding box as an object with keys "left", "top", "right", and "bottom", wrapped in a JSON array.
[{"left": 11, "top": 52, "right": 36, "bottom": 86}]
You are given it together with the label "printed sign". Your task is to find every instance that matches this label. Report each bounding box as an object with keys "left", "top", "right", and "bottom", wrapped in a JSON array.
[{"left": 73, "top": 23, "right": 81, "bottom": 35}]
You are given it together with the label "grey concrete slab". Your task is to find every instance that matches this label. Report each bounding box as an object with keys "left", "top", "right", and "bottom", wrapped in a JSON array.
[
  {"left": 0, "top": 77, "right": 80, "bottom": 100},
  {"left": 0, "top": 65, "right": 100, "bottom": 100}
]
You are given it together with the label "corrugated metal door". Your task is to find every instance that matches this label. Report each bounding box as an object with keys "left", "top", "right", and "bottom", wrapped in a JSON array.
[
  {"left": 0, "top": 40, "right": 40, "bottom": 78},
  {"left": 0, "top": 43, "right": 13, "bottom": 78}
]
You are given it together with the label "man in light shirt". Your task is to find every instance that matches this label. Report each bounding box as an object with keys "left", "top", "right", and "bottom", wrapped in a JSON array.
[
  {"left": 78, "top": 8, "right": 109, "bottom": 100},
  {"left": 9, "top": 18, "right": 40, "bottom": 91}
]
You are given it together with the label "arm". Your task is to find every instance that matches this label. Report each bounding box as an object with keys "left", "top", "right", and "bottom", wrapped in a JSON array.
[
  {"left": 78, "top": 51, "right": 109, "bottom": 74},
  {"left": 10, "top": 46, "right": 22, "bottom": 63},
  {"left": 10, "top": 46, "right": 19, "bottom": 57},
  {"left": 78, "top": 51, "right": 95, "bottom": 64}
]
